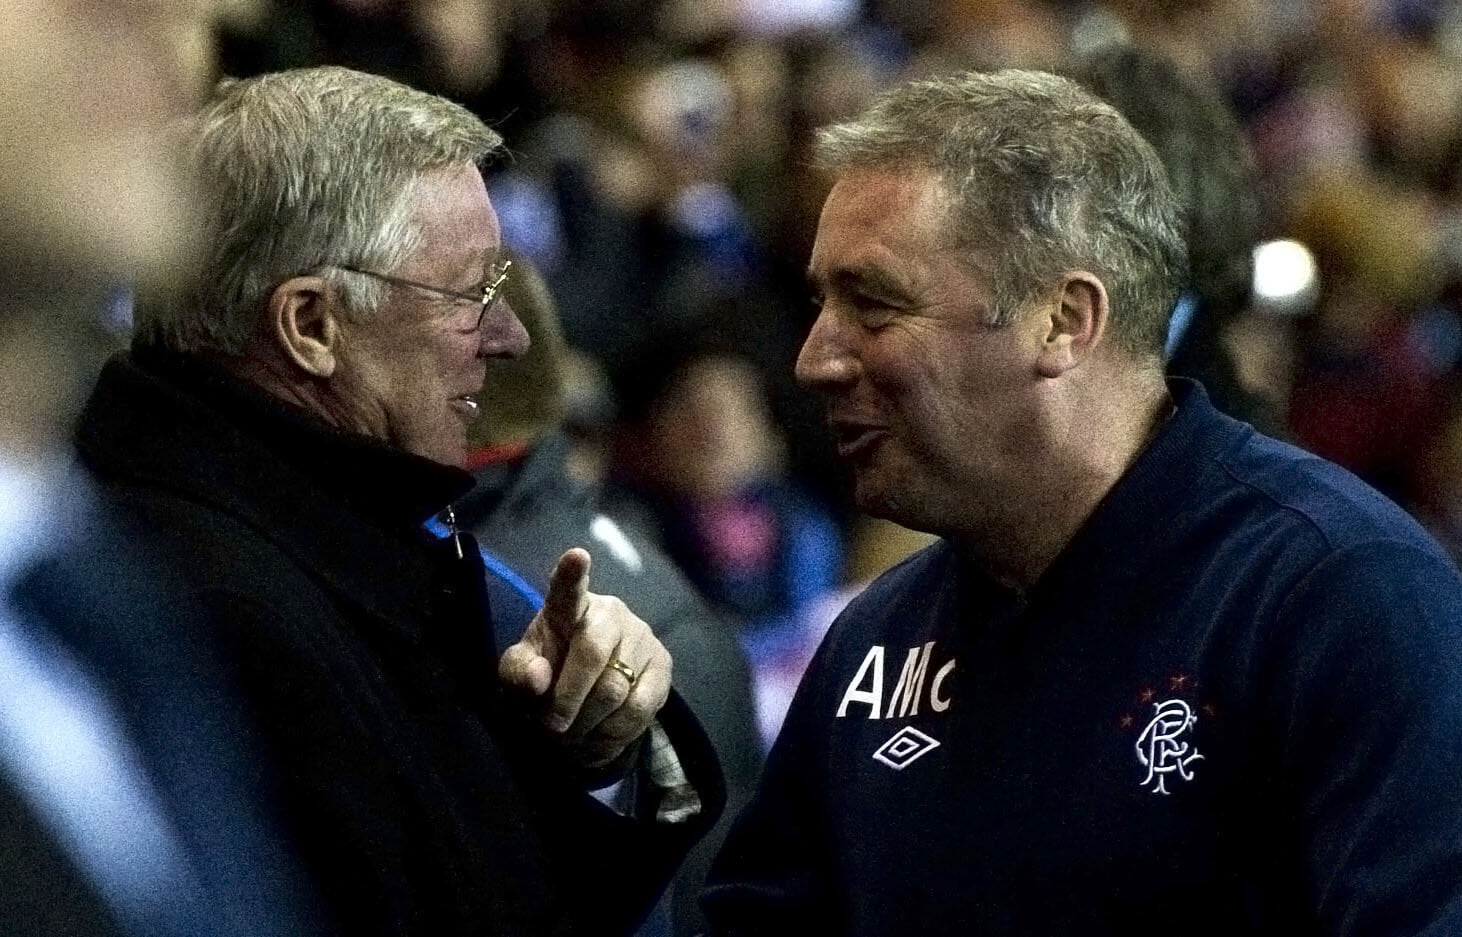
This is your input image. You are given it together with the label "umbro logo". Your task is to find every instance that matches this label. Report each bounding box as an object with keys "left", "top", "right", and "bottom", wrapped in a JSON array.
[{"left": 872, "top": 726, "right": 941, "bottom": 770}]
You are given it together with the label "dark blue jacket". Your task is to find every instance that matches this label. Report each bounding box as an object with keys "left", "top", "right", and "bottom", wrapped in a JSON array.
[{"left": 704, "top": 381, "right": 1462, "bottom": 936}]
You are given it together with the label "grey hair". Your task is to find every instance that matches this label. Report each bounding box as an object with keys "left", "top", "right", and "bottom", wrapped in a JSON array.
[
  {"left": 135, "top": 65, "right": 503, "bottom": 354},
  {"left": 814, "top": 69, "right": 1187, "bottom": 359}
]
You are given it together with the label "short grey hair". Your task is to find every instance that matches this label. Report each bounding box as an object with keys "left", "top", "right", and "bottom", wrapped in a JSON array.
[
  {"left": 814, "top": 69, "right": 1187, "bottom": 359},
  {"left": 136, "top": 65, "right": 503, "bottom": 354}
]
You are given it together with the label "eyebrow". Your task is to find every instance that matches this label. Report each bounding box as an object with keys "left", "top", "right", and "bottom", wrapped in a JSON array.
[{"left": 807, "top": 264, "right": 911, "bottom": 299}]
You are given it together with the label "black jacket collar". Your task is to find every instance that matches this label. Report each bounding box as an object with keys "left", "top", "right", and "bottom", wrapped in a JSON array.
[{"left": 75, "top": 348, "right": 477, "bottom": 636}]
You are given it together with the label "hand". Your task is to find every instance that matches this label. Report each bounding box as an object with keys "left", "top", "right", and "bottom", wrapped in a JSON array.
[{"left": 498, "top": 547, "right": 672, "bottom": 767}]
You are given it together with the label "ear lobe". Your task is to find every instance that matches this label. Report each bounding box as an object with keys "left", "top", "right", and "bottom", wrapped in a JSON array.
[
  {"left": 266, "top": 276, "right": 340, "bottom": 378},
  {"left": 1034, "top": 272, "right": 1107, "bottom": 379}
]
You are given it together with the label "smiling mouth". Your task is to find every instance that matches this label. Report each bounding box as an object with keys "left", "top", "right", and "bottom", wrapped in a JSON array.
[
  {"left": 831, "top": 425, "right": 886, "bottom": 459},
  {"left": 451, "top": 394, "right": 481, "bottom": 421}
]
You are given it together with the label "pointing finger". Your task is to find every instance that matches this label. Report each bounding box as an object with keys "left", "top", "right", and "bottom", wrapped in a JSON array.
[{"left": 540, "top": 548, "right": 591, "bottom": 639}]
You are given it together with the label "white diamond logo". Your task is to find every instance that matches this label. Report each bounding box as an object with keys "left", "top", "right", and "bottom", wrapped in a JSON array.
[{"left": 872, "top": 726, "right": 941, "bottom": 770}]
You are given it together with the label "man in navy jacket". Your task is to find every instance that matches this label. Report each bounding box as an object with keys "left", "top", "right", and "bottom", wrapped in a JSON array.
[{"left": 702, "top": 68, "right": 1462, "bottom": 936}]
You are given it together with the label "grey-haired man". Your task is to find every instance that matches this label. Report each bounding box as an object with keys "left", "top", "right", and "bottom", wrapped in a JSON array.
[
  {"left": 704, "top": 68, "right": 1462, "bottom": 937},
  {"left": 76, "top": 66, "right": 722, "bottom": 936}
]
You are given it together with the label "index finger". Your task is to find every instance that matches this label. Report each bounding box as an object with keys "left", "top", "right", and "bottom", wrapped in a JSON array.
[{"left": 541, "top": 548, "right": 592, "bottom": 638}]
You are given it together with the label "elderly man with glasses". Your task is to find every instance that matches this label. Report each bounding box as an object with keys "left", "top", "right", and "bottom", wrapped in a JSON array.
[{"left": 74, "top": 66, "right": 723, "bottom": 937}]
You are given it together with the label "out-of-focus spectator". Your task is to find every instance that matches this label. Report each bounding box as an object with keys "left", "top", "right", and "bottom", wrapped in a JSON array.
[
  {"left": 454, "top": 256, "right": 762, "bottom": 937},
  {"left": 1073, "top": 44, "right": 1284, "bottom": 433},
  {"left": 1285, "top": 166, "right": 1451, "bottom": 503},
  {"left": 0, "top": 1, "right": 320, "bottom": 934},
  {"left": 610, "top": 344, "right": 843, "bottom": 632}
]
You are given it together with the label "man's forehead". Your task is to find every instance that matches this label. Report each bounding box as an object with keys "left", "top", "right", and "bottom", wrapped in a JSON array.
[
  {"left": 402, "top": 165, "right": 501, "bottom": 265},
  {"left": 809, "top": 170, "right": 958, "bottom": 283},
  {"left": 805, "top": 259, "right": 909, "bottom": 295}
]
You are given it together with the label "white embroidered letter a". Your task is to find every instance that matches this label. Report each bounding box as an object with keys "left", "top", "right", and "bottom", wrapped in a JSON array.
[{"left": 837, "top": 646, "right": 885, "bottom": 718}]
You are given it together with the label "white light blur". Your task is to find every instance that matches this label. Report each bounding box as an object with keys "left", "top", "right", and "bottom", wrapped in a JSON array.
[
  {"left": 738, "top": 0, "right": 858, "bottom": 34},
  {"left": 1252, "top": 238, "right": 1318, "bottom": 313}
]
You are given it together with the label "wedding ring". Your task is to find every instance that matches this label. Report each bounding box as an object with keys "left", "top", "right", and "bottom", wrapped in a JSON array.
[{"left": 608, "top": 658, "right": 638, "bottom": 687}]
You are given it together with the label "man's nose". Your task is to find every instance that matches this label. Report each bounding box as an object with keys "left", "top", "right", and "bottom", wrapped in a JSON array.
[
  {"left": 479, "top": 297, "right": 530, "bottom": 359},
  {"left": 795, "top": 308, "right": 857, "bottom": 389}
]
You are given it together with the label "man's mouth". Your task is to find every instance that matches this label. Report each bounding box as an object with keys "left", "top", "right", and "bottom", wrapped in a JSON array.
[
  {"left": 451, "top": 394, "right": 481, "bottom": 420},
  {"left": 829, "top": 422, "right": 886, "bottom": 459}
]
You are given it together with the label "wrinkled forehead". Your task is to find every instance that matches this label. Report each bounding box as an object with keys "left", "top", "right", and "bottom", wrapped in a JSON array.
[
  {"left": 398, "top": 165, "right": 504, "bottom": 272},
  {"left": 809, "top": 166, "right": 990, "bottom": 285}
]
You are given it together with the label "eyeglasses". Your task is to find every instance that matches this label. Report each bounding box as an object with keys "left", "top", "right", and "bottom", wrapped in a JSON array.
[{"left": 338, "top": 258, "right": 512, "bottom": 331}]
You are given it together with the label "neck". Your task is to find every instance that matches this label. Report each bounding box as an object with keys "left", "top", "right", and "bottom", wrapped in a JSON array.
[
  {"left": 212, "top": 343, "right": 354, "bottom": 434},
  {"left": 957, "top": 365, "right": 1171, "bottom": 591}
]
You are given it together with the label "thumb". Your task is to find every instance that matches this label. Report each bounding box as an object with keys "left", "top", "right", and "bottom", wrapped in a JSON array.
[
  {"left": 498, "top": 641, "right": 554, "bottom": 696},
  {"left": 540, "top": 547, "right": 591, "bottom": 639}
]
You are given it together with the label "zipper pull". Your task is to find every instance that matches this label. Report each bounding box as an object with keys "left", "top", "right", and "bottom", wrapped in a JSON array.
[{"left": 443, "top": 504, "right": 465, "bottom": 560}]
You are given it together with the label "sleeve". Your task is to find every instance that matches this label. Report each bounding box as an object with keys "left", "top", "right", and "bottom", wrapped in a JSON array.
[
  {"left": 1271, "top": 541, "right": 1462, "bottom": 936},
  {"left": 511, "top": 689, "right": 727, "bottom": 937},
  {"left": 699, "top": 644, "right": 845, "bottom": 937}
]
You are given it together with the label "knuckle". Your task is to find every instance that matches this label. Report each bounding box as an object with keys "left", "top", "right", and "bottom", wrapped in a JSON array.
[
  {"left": 599, "top": 673, "right": 632, "bottom": 708},
  {"left": 620, "top": 692, "right": 657, "bottom": 727},
  {"left": 599, "top": 594, "right": 632, "bottom": 621},
  {"left": 576, "top": 633, "right": 613, "bottom": 669}
]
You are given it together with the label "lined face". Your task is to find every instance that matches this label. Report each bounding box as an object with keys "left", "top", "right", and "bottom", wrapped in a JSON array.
[
  {"left": 328, "top": 165, "right": 529, "bottom": 467},
  {"left": 797, "top": 167, "right": 1044, "bottom": 535}
]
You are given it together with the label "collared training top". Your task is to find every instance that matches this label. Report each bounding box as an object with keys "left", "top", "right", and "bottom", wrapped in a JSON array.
[{"left": 703, "top": 379, "right": 1462, "bottom": 937}]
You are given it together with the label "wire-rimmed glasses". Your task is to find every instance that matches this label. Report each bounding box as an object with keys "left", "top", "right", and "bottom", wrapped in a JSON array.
[{"left": 339, "top": 258, "right": 512, "bottom": 331}]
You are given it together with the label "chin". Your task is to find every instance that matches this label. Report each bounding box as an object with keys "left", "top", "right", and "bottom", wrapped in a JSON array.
[
  {"left": 854, "top": 475, "right": 942, "bottom": 537},
  {"left": 402, "top": 436, "right": 468, "bottom": 469},
  {"left": 852, "top": 475, "right": 901, "bottom": 522},
  {"left": 437, "top": 445, "right": 470, "bottom": 469}
]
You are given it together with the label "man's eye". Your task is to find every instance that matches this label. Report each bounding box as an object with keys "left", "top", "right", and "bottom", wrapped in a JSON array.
[{"left": 851, "top": 294, "right": 898, "bottom": 327}]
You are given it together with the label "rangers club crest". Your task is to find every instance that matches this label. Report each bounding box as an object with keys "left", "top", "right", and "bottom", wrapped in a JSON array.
[{"left": 1134, "top": 698, "right": 1204, "bottom": 795}]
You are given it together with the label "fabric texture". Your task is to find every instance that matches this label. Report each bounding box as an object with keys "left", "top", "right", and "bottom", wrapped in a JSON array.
[
  {"left": 75, "top": 348, "right": 724, "bottom": 937},
  {"left": 703, "top": 379, "right": 1462, "bottom": 937}
]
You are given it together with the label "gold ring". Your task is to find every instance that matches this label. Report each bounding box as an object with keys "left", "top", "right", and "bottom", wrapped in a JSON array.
[{"left": 608, "top": 658, "right": 638, "bottom": 687}]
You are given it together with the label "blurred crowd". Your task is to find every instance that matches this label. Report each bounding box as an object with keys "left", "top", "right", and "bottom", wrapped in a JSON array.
[
  {"left": 5, "top": 1, "right": 1462, "bottom": 934},
  {"left": 205, "top": 0, "right": 1462, "bottom": 739}
]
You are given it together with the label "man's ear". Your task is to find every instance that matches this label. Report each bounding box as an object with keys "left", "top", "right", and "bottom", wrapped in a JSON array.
[
  {"left": 264, "top": 275, "right": 341, "bottom": 378},
  {"left": 1034, "top": 272, "right": 1108, "bottom": 379}
]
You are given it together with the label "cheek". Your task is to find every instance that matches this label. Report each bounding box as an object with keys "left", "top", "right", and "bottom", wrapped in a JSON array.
[
  {"left": 445, "top": 334, "right": 482, "bottom": 371},
  {"left": 867, "top": 354, "right": 941, "bottom": 427}
]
